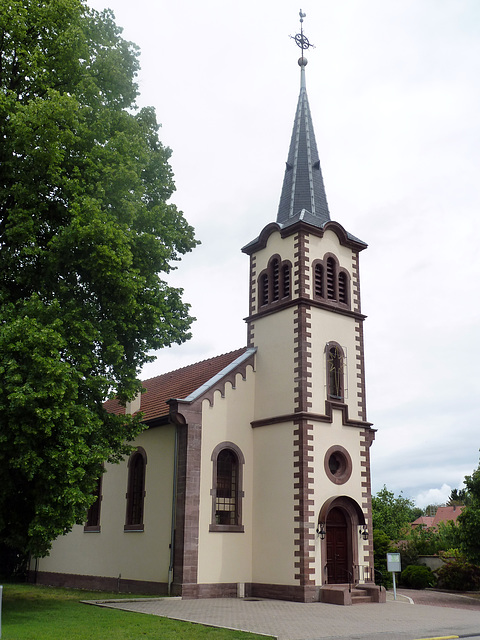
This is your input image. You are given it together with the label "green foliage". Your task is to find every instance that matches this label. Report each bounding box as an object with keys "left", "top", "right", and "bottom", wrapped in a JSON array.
[
  {"left": 448, "top": 488, "right": 471, "bottom": 506},
  {"left": 458, "top": 461, "right": 480, "bottom": 564},
  {"left": 400, "top": 564, "right": 436, "bottom": 589},
  {"left": 2, "top": 584, "right": 271, "bottom": 640},
  {"left": 372, "top": 486, "right": 422, "bottom": 541},
  {"left": 398, "top": 521, "right": 462, "bottom": 568},
  {"left": 0, "top": 0, "right": 197, "bottom": 559},
  {"left": 372, "top": 529, "right": 394, "bottom": 588},
  {"left": 436, "top": 557, "right": 480, "bottom": 591}
]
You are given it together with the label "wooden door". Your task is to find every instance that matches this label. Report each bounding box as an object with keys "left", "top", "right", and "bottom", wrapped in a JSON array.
[{"left": 326, "top": 507, "right": 349, "bottom": 584}]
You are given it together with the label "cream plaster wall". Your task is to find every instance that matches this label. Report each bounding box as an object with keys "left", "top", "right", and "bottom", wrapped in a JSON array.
[
  {"left": 255, "top": 231, "right": 296, "bottom": 272},
  {"left": 37, "top": 426, "right": 175, "bottom": 583},
  {"left": 251, "top": 423, "right": 296, "bottom": 585},
  {"left": 252, "top": 310, "right": 295, "bottom": 419},
  {"left": 197, "top": 368, "right": 255, "bottom": 585},
  {"left": 311, "top": 415, "right": 366, "bottom": 583},
  {"left": 309, "top": 310, "right": 361, "bottom": 419}
]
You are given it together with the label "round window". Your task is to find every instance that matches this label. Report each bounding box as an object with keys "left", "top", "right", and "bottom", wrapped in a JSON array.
[{"left": 324, "top": 446, "right": 352, "bottom": 485}]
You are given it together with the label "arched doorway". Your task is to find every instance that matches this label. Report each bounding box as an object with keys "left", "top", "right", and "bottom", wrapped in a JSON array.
[
  {"left": 318, "top": 496, "right": 366, "bottom": 585},
  {"left": 326, "top": 507, "right": 350, "bottom": 584}
]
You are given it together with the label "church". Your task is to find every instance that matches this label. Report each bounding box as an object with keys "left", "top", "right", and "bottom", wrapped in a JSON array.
[{"left": 32, "top": 21, "right": 383, "bottom": 605}]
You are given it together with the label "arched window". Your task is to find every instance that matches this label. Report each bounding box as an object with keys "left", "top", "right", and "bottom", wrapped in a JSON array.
[
  {"left": 282, "top": 264, "right": 291, "bottom": 298},
  {"left": 338, "top": 272, "right": 348, "bottom": 304},
  {"left": 84, "top": 472, "right": 103, "bottom": 532},
  {"left": 272, "top": 258, "right": 280, "bottom": 301},
  {"left": 260, "top": 273, "right": 269, "bottom": 306},
  {"left": 326, "top": 257, "right": 336, "bottom": 300},
  {"left": 258, "top": 257, "right": 291, "bottom": 310},
  {"left": 125, "top": 447, "right": 147, "bottom": 531},
  {"left": 210, "top": 443, "right": 245, "bottom": 532},
  {"left": 327, "top": 343, "right": 345, "bottom": 401},
  {"left": 314, "top": 263, "right": 324, "bottom": 298}
]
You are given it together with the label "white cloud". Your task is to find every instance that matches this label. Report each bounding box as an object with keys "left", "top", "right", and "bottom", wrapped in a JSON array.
[{"left": 414, "top": 484, "right": 452, "bottom": 510}]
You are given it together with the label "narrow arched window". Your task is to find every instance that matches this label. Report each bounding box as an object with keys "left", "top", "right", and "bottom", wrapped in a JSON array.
[
  {"left": 216, "top": 450, "right": 238, "bottom": 525},
  {"left": 314, "top": 263, "right": 324, "bottom": 298},
  {"left": 260, "top": 273, "right": 269, "bottom": 306},
  {"left": 125, "top": 448, "right": 146, "bottom": 531},
  {"left": 84, "top": 472, "right": 103, "bottom": 532},
  {"left": 210, "top": 443, "right": 245, "bottom": 532},
  {"left": 338, "top": 272, "right": 348, "bottom": 304},
  {"left": 282, "top": 264, "right": 291, "bottom": 298},
  {"left": 326, "top": 258, "right": 336, "bottom": 300},
  {"left": 272, "top": 258, "right": 280, "bottom": 301},
  {"left": 327, "top": 344, "right": 344, "bottom": 401}
]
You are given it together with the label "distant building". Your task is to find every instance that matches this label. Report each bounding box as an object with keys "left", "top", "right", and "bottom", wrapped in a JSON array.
[
  {"left": 411, "top": 506, "right": 464, "bottom": 530},
  {"left": 31, "top": 38, "right": 382, "bottom": 605}
]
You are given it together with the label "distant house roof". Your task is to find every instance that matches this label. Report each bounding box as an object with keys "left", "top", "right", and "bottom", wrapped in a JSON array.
[
  {"left": 411, "top": 515, "right": 435, "bottom": 529},
  {"left": 432, "top": 505, "right": 464, "bottom": 527},
  {"left": 104, "top": 347, "right": 253, "bottom": 423},
  {"left": 411, "top": 506, "right": 464, "bottom": 530}
]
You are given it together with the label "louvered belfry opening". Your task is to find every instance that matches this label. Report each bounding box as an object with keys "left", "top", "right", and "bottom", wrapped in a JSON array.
[
  {"left": 282, "top": 264, "right": 291, "bottom": 297},
  {"left": 326, "top": 257, "right": 335, "bottom": 300},
  {"left": 314, "top": 263, "right": 324, "bottom": 298},
  {"left": 260, "top": 273, "right": 269, "bottom": 306},
  {"left": 338, "top": 272, "right": 347, "bottom": 304},
  {"left": 272, "top": 258, "right": 280, "bottom": 301}
]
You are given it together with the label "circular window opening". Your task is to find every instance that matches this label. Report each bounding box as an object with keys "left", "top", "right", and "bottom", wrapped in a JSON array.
[{"left": 324, "top": 446, "right": 352, "bottom": 485}]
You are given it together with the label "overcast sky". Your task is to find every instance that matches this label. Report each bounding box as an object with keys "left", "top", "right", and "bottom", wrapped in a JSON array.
[{"left": 88, "top": 0, "right": 480, "bottom": 509}]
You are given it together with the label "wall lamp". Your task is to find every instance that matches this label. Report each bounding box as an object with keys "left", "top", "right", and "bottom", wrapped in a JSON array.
[
  {"left": 316, "top": 522, "right": 326, "bottom": 540},
  {"left": 359, "top": 524, "right": 369, "bottom": 540}
]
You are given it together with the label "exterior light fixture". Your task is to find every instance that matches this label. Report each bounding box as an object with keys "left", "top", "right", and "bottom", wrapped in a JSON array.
[
  {"left": 316, "top": 522, "right": 326, "bottom": 540},
  {"left": 360, "top": 525, "right": 369, "bottom": 541}
]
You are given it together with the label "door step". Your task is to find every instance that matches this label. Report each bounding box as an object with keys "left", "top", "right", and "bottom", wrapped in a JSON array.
[
  {"left": 320, "top": 584, "right": 386, "bottom": 606},
  {"left": 351, "top": 588, "right": 373, "bottom": 604}
]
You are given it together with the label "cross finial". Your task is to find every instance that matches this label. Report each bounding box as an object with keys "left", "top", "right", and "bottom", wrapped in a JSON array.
[{"left": 291, "top": 9, "right": 314, "bottom": 54}]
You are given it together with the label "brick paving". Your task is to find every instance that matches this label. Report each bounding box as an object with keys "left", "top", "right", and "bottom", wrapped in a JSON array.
[{"left": 89, "top": 590, "right": 480, "bottom": 640}]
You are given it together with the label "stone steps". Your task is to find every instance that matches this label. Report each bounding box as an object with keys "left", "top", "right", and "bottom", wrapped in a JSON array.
[
  {"left": 320, "top": 584, "right": 385, "bottom": 605},
  {"left": 351, "top": 588, "right": 373, "bottom": 604}
]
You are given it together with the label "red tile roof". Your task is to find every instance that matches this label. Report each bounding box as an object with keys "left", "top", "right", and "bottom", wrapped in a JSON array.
[
  {"left": 411, "top": 516, "right": 435, "bottom": 528},
  {"left": 432, "top": 506, "right": 464, "bottom": 527},
  {"left": 411, "top": 506, "right": 465, "bottom": 530},
  {"left": 104, "top": 348, "right": 248, "bottom": 422}
]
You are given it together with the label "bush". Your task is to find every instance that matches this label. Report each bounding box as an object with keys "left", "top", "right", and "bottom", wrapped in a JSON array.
[
  {"left": 436, "top": 558, "right": 480, "bottom": 591},
  {"left": 400, "top": 564, "right": 436, "bottom": 589},
  {"left": 398, "top": 521, "right": 462, "bottom": 569},
  {"left": 373, "top": 529, "right": 394, "bottom": 588}
]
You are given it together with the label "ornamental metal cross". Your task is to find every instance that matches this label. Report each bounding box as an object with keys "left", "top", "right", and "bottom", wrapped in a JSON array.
[{"left": 291, "top": 9, "right": 315, "bottom": 52}]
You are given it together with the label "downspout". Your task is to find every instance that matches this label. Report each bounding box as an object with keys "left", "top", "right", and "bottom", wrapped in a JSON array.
[{"left": 167, "top": 424, "right": 179, "bottom": 596}]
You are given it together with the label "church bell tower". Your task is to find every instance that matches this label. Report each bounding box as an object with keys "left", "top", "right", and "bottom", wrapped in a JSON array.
[{"left": 242, "top": 12, "right": 379, "bottom": 603}]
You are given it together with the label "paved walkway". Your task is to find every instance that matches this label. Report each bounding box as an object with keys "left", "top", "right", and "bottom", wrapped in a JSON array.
[{"left": 90, "top": 590, "right": 480, "bottom": 640}]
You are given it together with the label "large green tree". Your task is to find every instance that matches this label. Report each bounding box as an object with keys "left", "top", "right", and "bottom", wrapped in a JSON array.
[
  {"left": 457, "top": 460, "right": 480, "bottom": 564},
  {"left": 372, "top": 486, "right": 422, "bottom": 541},
  {"left": 0, "top": 0, "right": 197, "bottom": 560}
]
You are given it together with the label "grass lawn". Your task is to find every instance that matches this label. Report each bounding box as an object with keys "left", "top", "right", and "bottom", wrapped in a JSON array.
[{"left": 1, "top": 583, "right": 274, "bottom": 640}]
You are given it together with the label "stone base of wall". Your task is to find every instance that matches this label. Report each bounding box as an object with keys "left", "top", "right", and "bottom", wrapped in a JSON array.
[
  {"left": 29, "top": 571, "right": 168, "bottom": 596},
  {"left": 249, "top": 583, "right": 320, "bottom": 602},
  {"left": 31, "top": 572, "right": 321, "bottom": 603}
]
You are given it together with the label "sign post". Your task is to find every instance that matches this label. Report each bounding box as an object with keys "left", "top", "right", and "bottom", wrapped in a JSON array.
[{"left": 387, "top": 553, "right": 401, "bottom": 600}]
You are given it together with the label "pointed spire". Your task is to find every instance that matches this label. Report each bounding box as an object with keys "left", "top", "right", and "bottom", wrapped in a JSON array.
[{"left": 277, "top": 14, "right": 330, "bottom": 229}]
